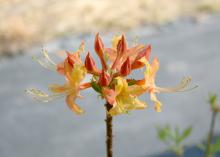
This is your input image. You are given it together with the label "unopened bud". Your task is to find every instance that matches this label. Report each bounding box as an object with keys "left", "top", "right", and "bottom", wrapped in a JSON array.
[
  {"left": 99, "top": 70, "right": 111, "bottom": 86},
  {"left": 117, "top": 34, "right": 127, "bottom": 56},
  {"left": 85, "top": 52, "right": 100, "bottom": 75},
  {"left": 95, "top": 33, "right": 104, "bottom": 56},
  {"left": 120, "top": 57, "right": 131, "bottom": 76},
  {"left": 94, "top": 33, "right": 107, "bottom": 70},
  {"left": 67, "top": 52, "right": 75, "bottom": 67}
]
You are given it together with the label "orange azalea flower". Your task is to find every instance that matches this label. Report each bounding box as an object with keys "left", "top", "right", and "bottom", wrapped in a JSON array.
[
  {"left": 102, "top": 77, "right": 146, "bottom": 116},
  {"left": 132, "top": 57, "right": 196, "bottom": 112},
  {"left": 27, "top": 33, "right": 195, "bottom": 116},
  {"left": 26, "top": 43, "right": 90, "bottom": 115}
]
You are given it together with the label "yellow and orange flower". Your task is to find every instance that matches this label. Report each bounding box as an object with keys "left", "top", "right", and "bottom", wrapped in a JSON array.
[
  {"left": 26, "top": 33, "right": 195, "bottom": 116},
  {"left": 26, "top": 43, "right": 90, "bottom": 115}
]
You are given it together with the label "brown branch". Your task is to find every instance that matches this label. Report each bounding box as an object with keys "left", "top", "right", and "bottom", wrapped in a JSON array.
[{"left": 105, "top": 102, "right": 113, "bottom": 157}]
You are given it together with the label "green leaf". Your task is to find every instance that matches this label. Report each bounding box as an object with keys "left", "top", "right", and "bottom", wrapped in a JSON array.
[
  {"left": 91, "top": 81, "right": 102, "bottom": 93},
  {"left": 156, "top": 125, "right": 171, "bottom": 143},
  {"left": 179, "top": 126, "right": 192, "bottom": 142},
  {"left": 176, "top": 127, "right": 192, "bottom": 144}
]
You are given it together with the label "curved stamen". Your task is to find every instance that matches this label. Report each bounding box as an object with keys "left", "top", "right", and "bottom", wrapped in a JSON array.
[
  {"left": 25, "top": 88, "right": 65, "bottom": 102},
  {"left": 155, "top": 77, "right": 198, "bottom": 93},
  {"left": 32, "top": 49, "right": 56, "bottom": 71}
]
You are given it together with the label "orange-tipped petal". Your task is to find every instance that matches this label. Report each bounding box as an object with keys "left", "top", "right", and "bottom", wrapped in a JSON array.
[
  {"left": 120, "top": 57, "right": 131, "bottom": 76},
  {"left": 66, "top": 51, "right": 82, "bottom": 66},
  {"left": 150, "top": 92, "right": 162, "bottom": 112},
  {"left": 135, "top": 79, "right": 146, "bottom": 85},
  {"left": 85, "top": 52, "right": 101, "bottom": 75},
  {"left": 133, "top": 45, "right": 151, "bottom": 61},
  {"left": 64, "top": 59, "right": 74, "bottom": 83},
  {"left": 131, "top": 60, "right": 145, "bottom": 70},
  {"left": 79, "top": 82, "right": 91, "bottom": 90},
  {"left": 94, "top": 33, "right": 107, "bottom": 70},
  {"left": 98, "top": 70, "right": 111, "bottom": 86},
  {"left": 48, "top": 84, "right": 70, "bottom": 93},
  {"left": 66, "top": 94, "right": 84, "bottom": 115},
  {"left": 145, "top": 45, "right": 151, "bottom": 61},
  {"left": 150, "top": 57, "right": 159, "bottom": 79},
  {"left": 67, "top": 52, "right": 75, "bottom": 67}
]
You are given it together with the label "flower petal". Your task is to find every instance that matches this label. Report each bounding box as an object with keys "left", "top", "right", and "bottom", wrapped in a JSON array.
[
  {"left": 108, "top": 77, "right": 147, "bottom": 116},
  {"left": 48, "top": 84, "right": 70, "bottom": 93},
  {"left": 150, "top": 92, "right": 162, "bottom": 112},
  {"left": 128, "top": 85, "right": 147, "bottom": 96},
  {"left": 66, "top": 94, "right": 84, "bottom": 115}
]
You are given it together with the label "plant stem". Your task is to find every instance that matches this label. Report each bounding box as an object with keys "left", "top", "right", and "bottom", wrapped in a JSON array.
[
  {"left": 105, "top": 102, "right": 113, "bottom": 157},
  {"left": 205, "top": 111, "right": 217, "bottom": 157}
]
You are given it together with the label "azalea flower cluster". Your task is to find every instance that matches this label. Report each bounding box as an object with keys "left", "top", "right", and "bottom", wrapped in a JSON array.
[{"left": 26, "top": 34, "right": 193, "bottom": 116}]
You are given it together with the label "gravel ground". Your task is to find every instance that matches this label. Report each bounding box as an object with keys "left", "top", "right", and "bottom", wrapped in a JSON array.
[{"left": 0, "top": 15, "right": 220, "bottom": 157}]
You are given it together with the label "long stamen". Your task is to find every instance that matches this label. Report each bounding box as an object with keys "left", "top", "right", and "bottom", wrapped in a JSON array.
[
  {"left": 32, "top": 49, "right": 56, "bottom": 71},
  {"left": 155, "top": 77, "right": 198, "bottom": 93}
]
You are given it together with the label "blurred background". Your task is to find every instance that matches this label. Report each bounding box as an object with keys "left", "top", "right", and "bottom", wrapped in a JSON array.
[{"left": 0, "top": 0, "right": 220, "bottom": 157}]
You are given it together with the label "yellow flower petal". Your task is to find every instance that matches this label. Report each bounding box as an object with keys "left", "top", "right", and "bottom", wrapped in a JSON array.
[
  {"left": 108, "top": 77, "right": 147, "bottom": 116},
  {"left": 150, "top": 92, "right": 162, "bottom": 112},
  {"left": 66, "top": 94, "right": 84, "bottom": 115},
  {"left": 48, "top": 84, "right": 71, "bottom": 93},
  {"left": 128, "top": 85, "right": 147, "bottom": 96}
]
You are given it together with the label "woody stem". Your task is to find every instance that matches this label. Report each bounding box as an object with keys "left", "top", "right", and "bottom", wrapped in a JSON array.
[{"left": 105, "top": 102, "right": 113, "bottom": 157}]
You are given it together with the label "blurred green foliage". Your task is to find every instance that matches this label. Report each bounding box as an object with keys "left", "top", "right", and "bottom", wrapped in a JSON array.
[{"left": 157, "top": 125, "right": 192, "bottom": 157}]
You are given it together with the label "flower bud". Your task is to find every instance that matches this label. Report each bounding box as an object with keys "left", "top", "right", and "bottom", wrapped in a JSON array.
[
  {"left": 94, "top": 33, "right": 107, "bottom": 70},
  {"left": 85, "top": 52, "right": 100, "bottom": 75},
  {"left": 67, "top": 52, "right": 75, "bottom": 67},
  {"left": 117, "top": 34, "right": 127, "bottom": 56},
  {"left": 66, "top": 51, "right": 82, "bottom": 67},
  {"left": 95, "top": 33, "right": 104, "bottom": 55},
  {"left": 99, "top": 70, "right": 111, "bottom": 86},
  {"left": 120, "top": 57, "right": 131, "bottom": 76}
]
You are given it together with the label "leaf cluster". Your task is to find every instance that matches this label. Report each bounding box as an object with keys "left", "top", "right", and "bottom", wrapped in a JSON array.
[{"left": 157, "top": 125, "right": 192, "bottom": 157}]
